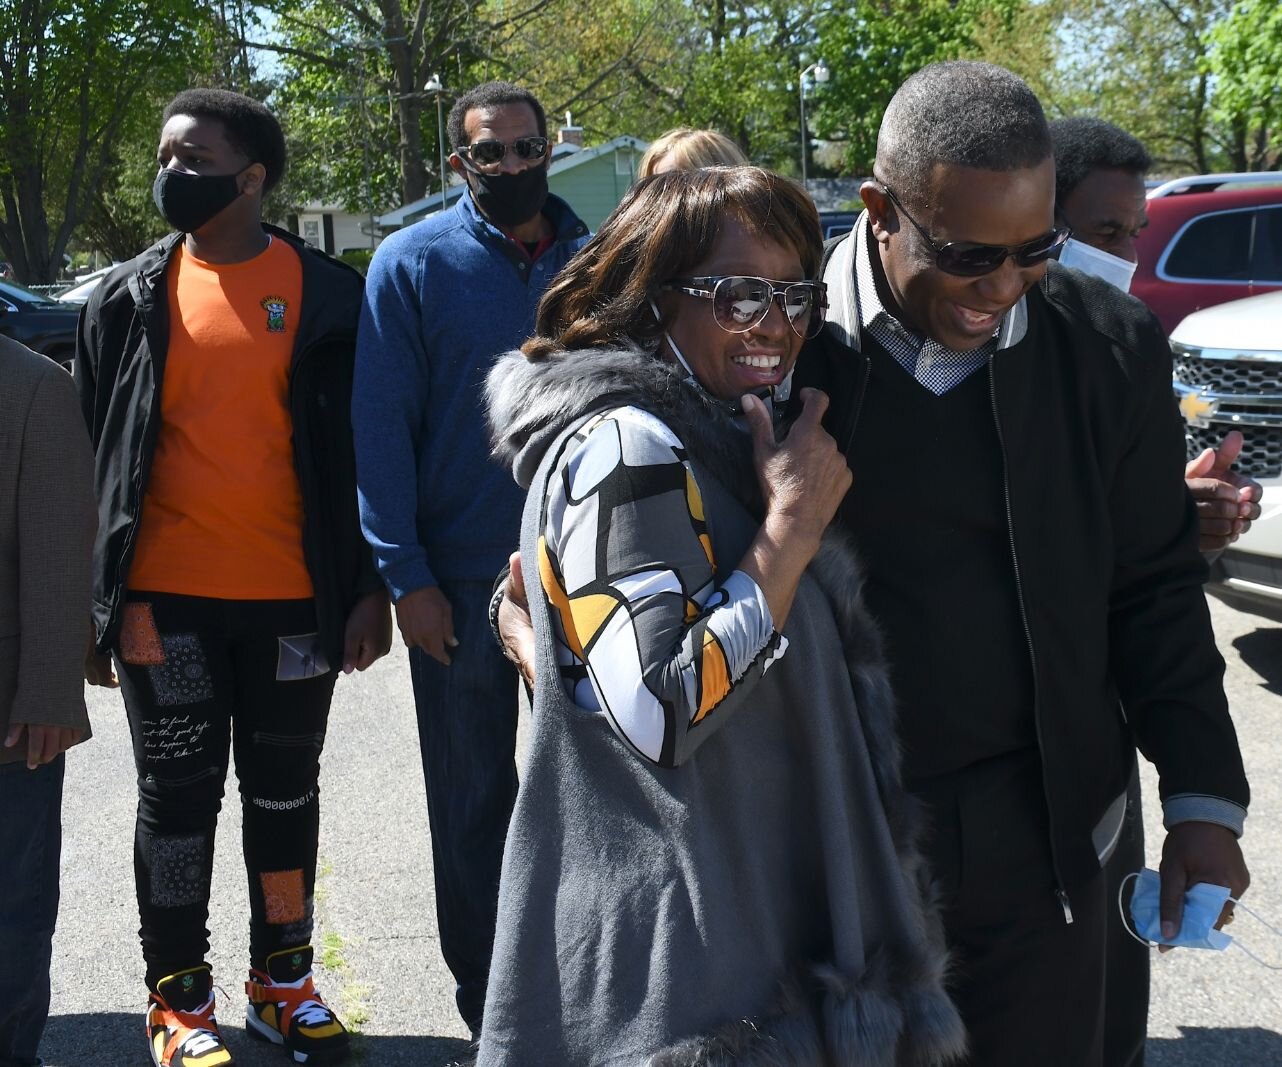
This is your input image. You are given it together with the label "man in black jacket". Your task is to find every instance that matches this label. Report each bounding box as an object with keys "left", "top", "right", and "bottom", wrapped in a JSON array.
[
  {"left": 797, "top": 62, "right": 1249, "bottom": 1063},
  {"left": 75, "top": 89, "right": 390, "bottom": 1067}
]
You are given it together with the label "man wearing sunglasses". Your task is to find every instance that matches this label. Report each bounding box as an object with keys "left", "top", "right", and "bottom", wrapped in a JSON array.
[
  {"left": 352, "top": 80, "right": 589, "bottom": 1037},
  {"left": 798, "top": 61, "right": 1250, "bottom": 1063}
]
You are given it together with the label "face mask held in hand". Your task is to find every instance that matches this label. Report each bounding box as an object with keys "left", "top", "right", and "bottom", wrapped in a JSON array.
[{"left": 1121, "top": 868, "right": 1282, "bottom": 969}]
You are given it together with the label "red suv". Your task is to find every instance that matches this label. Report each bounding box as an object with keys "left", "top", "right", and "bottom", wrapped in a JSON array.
[{"left": 1131, "top": 173, "right": 1282, "bottom": 335}]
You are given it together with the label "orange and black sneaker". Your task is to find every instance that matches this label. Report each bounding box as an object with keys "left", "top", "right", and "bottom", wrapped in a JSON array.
[
  {"left": 146, "top": 964, "right": 234, "bottom": 1067},
  {"left": 245, "top": 945, "right": 350, "bottom": 1064}
]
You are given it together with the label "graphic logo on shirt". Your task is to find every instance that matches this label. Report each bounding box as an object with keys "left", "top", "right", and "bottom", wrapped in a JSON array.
[{"left": 260, "top": 295, "right": 288, "bottom": 333}]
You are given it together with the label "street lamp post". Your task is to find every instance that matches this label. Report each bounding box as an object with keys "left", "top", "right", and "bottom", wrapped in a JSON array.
[
  {"left": 798, "top": 59, "right": 829, "bottom": 190},
  {"left": 424, "top": 74, "right": 449, "bottom": 213}
]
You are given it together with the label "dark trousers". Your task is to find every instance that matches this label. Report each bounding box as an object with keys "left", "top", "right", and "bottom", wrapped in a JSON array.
[
  {"left": 408, "top": 579, "right": 519, "bottom": 1035},
  {"left": 0, "top": 754, "right": 64, "bottom": 1067},
  {"left": 916, "top": 750, "right": 1110, "bottom": 1067},
  {"left": 1103, "top": 766, "right": 1149, "bottom": 1067},
  {"left": 114, "top": 593, "right": 337, "bottom": 989}
]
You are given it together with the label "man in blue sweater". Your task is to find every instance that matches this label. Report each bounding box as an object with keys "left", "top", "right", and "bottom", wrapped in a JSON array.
[{"left": 352, "top": 80, "right": 589, "bottom": 1035}]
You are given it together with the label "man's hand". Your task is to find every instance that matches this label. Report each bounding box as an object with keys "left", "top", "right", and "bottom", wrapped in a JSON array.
[
  {"left": 342, "top": 588, "right": 393, "bottom": 673},
  {"left": 498, "top": 551, "right": 536, "bottom": 686},
  {"left": 1186, "top": 431, "right": 1263, "bottom": 553},
  {"left": 395, "top": 585, "right": 458, "bottom": 665},
  {"left": 1158, "top": 821, "right": 1249, "bottom": 951},
  {"left": 84, "top": 626, "right": 118, "bottom": 688},
  {"left": 4, "top": 723, "right": 83, "bottom": 769}
]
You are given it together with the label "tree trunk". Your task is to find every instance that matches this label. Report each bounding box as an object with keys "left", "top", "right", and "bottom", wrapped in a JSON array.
[
  {"left": 398, "top": 93, "right": 429, "bottom": 204},
  {"left": 1191, "top": 70, "right": 1209, "bottom": 173}
]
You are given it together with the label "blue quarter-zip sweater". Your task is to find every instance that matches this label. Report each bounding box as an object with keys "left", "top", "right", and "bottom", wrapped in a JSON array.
[{"left": 353, "top": 190, "right": 590, "bottom": 598}]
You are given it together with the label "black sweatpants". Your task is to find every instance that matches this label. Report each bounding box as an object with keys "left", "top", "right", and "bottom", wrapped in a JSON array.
[
  {"left": 915, "top": 750, "right": 1114, "bottom": 1067},
  {"left": 114, "top": 592, "right": 337, "bottom": 990}
]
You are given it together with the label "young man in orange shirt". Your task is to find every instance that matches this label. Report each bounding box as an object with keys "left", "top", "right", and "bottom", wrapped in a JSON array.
[{"left": 76, "top": 90, "right": 390, "bottom": 1067}]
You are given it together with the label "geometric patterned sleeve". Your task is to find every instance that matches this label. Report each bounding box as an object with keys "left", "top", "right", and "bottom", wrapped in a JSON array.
[{"left": 537, "top": 405, "right": 789, "bottom": 767}]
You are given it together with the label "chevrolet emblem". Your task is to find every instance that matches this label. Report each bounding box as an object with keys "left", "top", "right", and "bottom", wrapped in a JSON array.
[{"left": 1179, "top": 391, "right": 1219, "bottom": 429}]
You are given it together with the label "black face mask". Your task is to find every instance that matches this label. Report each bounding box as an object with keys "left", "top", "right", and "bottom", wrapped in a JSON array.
[
  {"left": 152, "top": 167, "right": 245, "bottom": 233},
  {"left": 466, "top": 164, "right": 549, "bottom": 228}
]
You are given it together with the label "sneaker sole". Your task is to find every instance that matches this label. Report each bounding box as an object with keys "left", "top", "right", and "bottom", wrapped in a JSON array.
[{"left": 245, "top": 1006, "right": 349, "bottom": 1065}]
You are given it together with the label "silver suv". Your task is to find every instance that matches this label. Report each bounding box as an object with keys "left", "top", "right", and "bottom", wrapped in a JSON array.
[{"left": 1171, "top": 289, "right": 1282, "bottom": 620}]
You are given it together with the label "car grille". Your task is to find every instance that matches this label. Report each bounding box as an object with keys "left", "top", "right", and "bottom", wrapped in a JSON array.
[
  {"left": 1173, "top": 344, "right": 1282, "bottom": 479},
  {"left": 1185, "top": 423, "right": 1282, "bottom": 479},
  {"left": 1173, "top": 353, "right": 1282, "bottom": 395}
]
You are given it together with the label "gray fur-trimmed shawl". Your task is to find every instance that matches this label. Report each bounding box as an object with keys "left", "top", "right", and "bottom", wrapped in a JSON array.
[{"left": 480, "top": 345, "right": 966, "bottom": 1067}]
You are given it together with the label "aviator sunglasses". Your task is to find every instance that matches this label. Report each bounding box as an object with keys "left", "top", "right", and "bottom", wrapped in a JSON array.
[
  {"left": 457, "top": 136, "right": 550, "bottom": 167},
  {"left": 880, "top": 183, "right": 1070, "bottom": 277},
  {"left": 662, "top": 275, "right": 828, "bottom": 339}
]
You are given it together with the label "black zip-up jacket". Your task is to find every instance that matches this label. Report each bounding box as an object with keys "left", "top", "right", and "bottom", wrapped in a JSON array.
[
  {"left": 74, "top": 226, "right": 382, "bottom": 665},
  {"left": 798, "top": 237, "right": 1249, "bottom": 900}
]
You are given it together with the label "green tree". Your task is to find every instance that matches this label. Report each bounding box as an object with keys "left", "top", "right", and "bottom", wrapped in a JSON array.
[
  {"left": 243, "top": 0, "right": 570, "bottom": 209},
  {"left": 0, "top": 0, "right": 205, "bottom": 282},
  {"left": 483, "top": 0, "right": 689, "bottom": 146},
  {"left": 809, "top": 0, "right": 1020, "bottom": 176},
  {"left": 1206, "top": 0, "right": 1282, "bottom": 170}
]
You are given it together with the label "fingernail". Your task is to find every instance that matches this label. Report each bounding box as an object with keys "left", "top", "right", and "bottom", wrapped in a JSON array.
[
  {"left": 343, "top": 663, "right": 354, "bottom": 675},
  {"left": 1161, "top": 921, "right": 1176, "bottom": 939}
]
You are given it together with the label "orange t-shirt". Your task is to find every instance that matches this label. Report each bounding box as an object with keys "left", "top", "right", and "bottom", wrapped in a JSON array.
[{"left": 128, "top": 237, "right": 314, "bottom": 599}]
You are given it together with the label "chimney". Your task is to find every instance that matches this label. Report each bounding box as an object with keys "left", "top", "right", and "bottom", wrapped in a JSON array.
[{"left": 558, "top": 111, "right": 583, "bottom": 148}]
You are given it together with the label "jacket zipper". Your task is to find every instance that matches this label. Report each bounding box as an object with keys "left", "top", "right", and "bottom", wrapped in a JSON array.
[{"left": 987, "top": 358, "right": 1073, "bottom": 924}]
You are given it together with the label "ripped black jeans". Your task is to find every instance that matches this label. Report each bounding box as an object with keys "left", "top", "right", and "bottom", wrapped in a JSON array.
[{"left": 113, "top": 592, "right": 337, "bottom": 990}]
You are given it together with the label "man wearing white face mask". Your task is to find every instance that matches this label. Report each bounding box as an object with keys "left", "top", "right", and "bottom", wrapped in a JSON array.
[
  {"left": 1051, "top": 117, "right": 1263, "bottom": 560},
  {"left": 1052, "top": 116, "right": 1264, "bottom": 1067}
]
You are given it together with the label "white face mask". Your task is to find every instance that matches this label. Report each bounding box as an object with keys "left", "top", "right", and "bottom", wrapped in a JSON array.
[{"left": 1057, "top": 237, "right": 1138, "bottom": 293}]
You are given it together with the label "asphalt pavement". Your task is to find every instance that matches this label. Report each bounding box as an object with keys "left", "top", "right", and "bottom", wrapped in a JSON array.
[{"left": 40, "top": 596, "right": 1282, "bottom": 1066}]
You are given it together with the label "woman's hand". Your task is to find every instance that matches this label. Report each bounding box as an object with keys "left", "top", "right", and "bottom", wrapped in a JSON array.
[
  {"left": 739, "top": 388, "right": 852, "bottom": 628},
  {"left": 744, "top": 388, "right": 852, "bottom": 550}
]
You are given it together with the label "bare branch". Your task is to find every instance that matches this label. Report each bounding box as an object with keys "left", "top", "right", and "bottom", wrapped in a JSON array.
[{"left": 236, "top": 37, "right": 352, "bottom": 70}]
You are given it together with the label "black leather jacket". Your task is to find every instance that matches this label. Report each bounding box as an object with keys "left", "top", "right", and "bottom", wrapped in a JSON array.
[
  {"left": 798, "top": 243, "right": 1249, "bottom": 898},
  {"left": 74, "top": 226, "right": 381, "bottom": 664}
]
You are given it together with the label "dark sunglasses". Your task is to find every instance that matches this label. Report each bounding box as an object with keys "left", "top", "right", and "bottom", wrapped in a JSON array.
[
  {"left": 880, "top": 184, "right": 1070, "bottom": 277},
  {"left": 457, "top": 136, "right": 549, "bottom": 167},
  {"left": 662, "top": 275, "right": 828, "bottom": 339}
]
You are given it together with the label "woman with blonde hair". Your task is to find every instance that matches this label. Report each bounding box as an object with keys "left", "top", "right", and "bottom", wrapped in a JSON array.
[
  {"left": 478, "top": 166, "right": 965, "bottom": 1065},
  {"left": 638, "top": 125, "right": 749, "bottom": 176}
]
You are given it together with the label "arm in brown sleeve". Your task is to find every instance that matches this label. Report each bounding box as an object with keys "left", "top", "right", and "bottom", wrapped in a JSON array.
[{"left": 11, "top": 365, "right": 97, "bottom": 737}]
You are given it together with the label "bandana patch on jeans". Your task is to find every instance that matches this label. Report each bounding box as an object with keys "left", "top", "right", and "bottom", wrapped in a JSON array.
[
  {"left": 260, "top": 868, "right": 307, "bottom": 925},
  {"left": 149, "top": 832, "right": 209, "bottom": 908},
  {"left": 120, "top": 602, "right": 166, "bottom": 665},
  {"left": 148, "top": 634, "right": 214, "bottom": 706}
]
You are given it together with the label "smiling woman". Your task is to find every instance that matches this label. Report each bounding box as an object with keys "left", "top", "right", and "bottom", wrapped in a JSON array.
[{"left": 477, "top": 167, "right": 966, "bottom": 1065}]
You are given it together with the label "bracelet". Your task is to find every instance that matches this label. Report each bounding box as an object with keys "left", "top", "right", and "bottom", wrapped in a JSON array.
[{"left": 488, "top": 577, "right": 509, "bottom": 651}]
